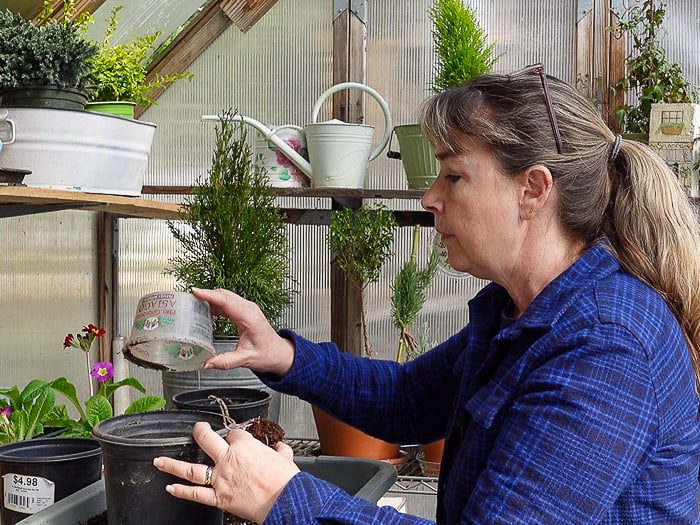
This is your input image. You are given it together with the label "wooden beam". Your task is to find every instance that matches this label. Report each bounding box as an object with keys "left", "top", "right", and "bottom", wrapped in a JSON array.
[
  {"left": 219, "top": 0, "right": 280, "bottom": 33},
  {"left": 32, "top": 0, "right": 107, "bottom": 21},
  {"left": 0, "top": 186, "right": 183, "bottom": 220},
  {"left": 138, "top": 1, "right": 235, "bottom": 118},
  {"left": 97, "top": 212, "right": 116, "bottom": 363},
  {"left": 575, "top": 0, "right": 626, "bottom": 130}
]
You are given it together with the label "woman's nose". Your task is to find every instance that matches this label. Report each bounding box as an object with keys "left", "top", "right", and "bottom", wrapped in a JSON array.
[{"left": 421, "top": 180, "right": 439, "bottom": 212}]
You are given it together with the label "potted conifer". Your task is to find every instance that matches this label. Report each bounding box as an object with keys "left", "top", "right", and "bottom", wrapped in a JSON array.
[
  {"left": 312, "top": 204, "right": 400, "bottom": 461},
  {"left": 391, "top": 0, "right": 501, "bottom": 188},
  {"left": 0, "top": 2, "right": 98, "bottom": 109},
  {"left": 161, "top": 110, "right": 296, "bottom": 422}
]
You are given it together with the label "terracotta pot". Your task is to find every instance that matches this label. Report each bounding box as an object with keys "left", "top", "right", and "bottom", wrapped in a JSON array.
[
  {"left": 422, "top": 438, "right": 445, "bottom": 463},
  {"left": 418, "top": 438, "right": 445, "bottom": 477},
  {"left": 312, "top": 406, "right": 400, "bottom": 460}
]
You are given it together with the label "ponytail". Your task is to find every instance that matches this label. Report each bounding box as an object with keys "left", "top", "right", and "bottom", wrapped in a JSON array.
[{"left": 607, "top": 139, "right": 700, "bottom": 390}]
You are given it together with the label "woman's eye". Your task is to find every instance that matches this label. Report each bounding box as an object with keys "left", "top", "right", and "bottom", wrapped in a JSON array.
[{"left": 445, "top": 174, "right": 460, "bottom": 183}]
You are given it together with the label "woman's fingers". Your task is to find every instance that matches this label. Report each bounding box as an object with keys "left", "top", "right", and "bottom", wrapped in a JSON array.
[
  {"left": 153, "top": 422, "right": 229, "bottom": 506},
  {"left": 152, "top": 456, "right": 218, "bottom": 507}
]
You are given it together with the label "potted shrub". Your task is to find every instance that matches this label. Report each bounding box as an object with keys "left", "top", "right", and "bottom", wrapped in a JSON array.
[
  {"left": 0, "top": 2, "right": 159, "bottom": 196},
  {"left": 392, "top": 0, "right": 502, "bottom": 188},
  {"left": 609, "top": 0, "right": 697, "bottom": 139},
  {"left": 390, "top": 225, "right": 443, "bottom": 475},
  {"left": 391, "top": 225, "right": 438, "bottom": 365},
  {"left": 312, "top": 204, "right": 399, "bottom": 461},
  {"left": 0, "top": 2, "right": 98, "bottom": 109},
  {"left": 87, "top": 6, "right": 193, "bottom": 119},
  {"left": 162, "top": 111, "right": 296, "bottom": 421}
]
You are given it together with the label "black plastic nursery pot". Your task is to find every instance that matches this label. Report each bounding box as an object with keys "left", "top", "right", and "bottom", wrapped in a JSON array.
[
  {"left": 172, "top": 387, "right": 271, "bottom": 422},
  {"left": 91, "top": 410, "right": 227, "bottom": 525},
  {"left": 0, "top": 437, "right": 102, "bottom": 525}
]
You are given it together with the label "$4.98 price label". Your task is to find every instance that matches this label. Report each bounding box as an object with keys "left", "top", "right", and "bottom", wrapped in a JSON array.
[{"left": 2, "top": 473, "right": 55, "bottom": 514}]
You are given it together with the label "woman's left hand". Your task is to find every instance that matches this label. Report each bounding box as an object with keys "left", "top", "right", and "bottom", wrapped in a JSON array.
[{"left": 153, "top": 422, "right": 300, "bottom": 523}]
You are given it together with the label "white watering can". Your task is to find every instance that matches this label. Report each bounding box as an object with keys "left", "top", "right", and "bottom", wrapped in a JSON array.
[{"left": 202, "top": 82, "right": 393, "bottom": 188}]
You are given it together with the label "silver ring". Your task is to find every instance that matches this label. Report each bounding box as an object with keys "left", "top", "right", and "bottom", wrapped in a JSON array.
[{"left": 203, "top": 465, "right": 213, "bottom": 487}]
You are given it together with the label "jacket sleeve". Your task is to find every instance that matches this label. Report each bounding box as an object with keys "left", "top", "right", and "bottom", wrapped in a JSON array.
[{"left": 265, "top": 472, "right": 434, "bottom": 525}]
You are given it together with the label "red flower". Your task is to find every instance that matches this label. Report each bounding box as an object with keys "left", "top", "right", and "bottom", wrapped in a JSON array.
[{"left": 83, "top": 324, "right": 106, "bottom": 338}]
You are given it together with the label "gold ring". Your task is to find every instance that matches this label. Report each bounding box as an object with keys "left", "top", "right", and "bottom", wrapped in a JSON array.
[{"left": 203, "top": 465, "right": 213, "bottom": 487}]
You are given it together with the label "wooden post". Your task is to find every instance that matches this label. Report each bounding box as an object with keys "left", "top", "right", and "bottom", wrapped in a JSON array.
[
  {"left": 329, "top": 0, "right": 367, "bottom": 357},
  {"left": 575, "top": 0, "right": 626, "bottom": 130},
  {"left": 96, "top": 212, "right": 118, "bottom": 363}
]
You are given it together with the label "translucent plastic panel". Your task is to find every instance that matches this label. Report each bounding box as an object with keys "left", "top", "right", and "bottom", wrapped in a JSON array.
[{"left": 0, "top": 211, "right": 97, "bottom": 403}]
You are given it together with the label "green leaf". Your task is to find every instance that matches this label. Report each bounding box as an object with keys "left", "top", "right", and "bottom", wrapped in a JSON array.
[
  {"left": 48, "top": 377, "right": 86, "bottom": 420},
  {"left": 102, "top": 377, "right": 147, "bottom": 399},
  {"left": 124, "top": 396, "right": 166, "bottom": 414},
  {"left": 85, "top": 394, "right": 112, "bottom": 427}
]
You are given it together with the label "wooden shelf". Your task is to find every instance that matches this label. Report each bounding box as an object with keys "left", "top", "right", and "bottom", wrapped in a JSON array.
[
  {"left": 142, "top": 185, "right": 434, "bottom": 226},
  {"left": 0, "top": 186, "right": 183, "bottom": 220}
]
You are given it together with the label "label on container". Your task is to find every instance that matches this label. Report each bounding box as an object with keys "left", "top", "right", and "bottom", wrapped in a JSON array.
[{"left": 2, "top": 473, "right": 55, "bottom": 514}]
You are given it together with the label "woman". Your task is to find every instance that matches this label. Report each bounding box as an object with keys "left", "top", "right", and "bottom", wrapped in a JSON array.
[{"left": 154, "top": 67, "right": 700, "bottom": 524}]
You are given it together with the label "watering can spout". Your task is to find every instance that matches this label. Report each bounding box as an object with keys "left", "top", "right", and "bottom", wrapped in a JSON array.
[{"left": 200, "top": 113, "right": 313, "bottom": 178}]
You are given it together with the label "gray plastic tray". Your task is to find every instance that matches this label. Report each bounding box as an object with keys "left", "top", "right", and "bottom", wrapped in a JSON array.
[{"left": 17, "top": 455, "right": 397, "bottom": 524}]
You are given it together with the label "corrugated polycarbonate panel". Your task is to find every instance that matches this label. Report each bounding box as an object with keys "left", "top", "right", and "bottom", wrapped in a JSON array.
[
  {"left": 468, "top": 0, "right": 576, "bottom": 79},
  {"left": 0, "top": 212, "right": 97, "bottom": 402},
  {"left": 653, "top": 1, "right": 700, "bottom": 90},
  {"left": 85, "top": 0, "right": 207, "bottom": 52}
]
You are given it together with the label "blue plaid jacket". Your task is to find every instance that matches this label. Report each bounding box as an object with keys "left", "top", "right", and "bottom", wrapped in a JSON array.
[{"left": 264, "top": 243, "right": 700, "bottom": 524}]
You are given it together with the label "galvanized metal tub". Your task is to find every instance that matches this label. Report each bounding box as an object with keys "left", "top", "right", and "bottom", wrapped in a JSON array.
[{"left": 0, "top": 107, "right": 156, "bottom": 196}]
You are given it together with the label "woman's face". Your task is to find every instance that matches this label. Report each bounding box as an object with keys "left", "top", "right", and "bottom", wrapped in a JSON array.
[{"left": 421, "top": 135, "right": 523, "bottom": 282}]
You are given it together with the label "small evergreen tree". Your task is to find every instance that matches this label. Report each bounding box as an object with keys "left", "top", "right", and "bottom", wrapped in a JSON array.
[
  {"left": 429, "top": 0, "right": 501, "bottom": 93},
  {"left": 329, "top": 204, "right": 397, "bottom": 357},
  {"left": 166, "top": 111, "right": 295, "bottom": 335}
]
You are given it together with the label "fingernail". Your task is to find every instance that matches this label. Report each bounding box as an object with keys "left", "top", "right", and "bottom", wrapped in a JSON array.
[
  {"left": 204, "top": 364, "right": 213, "bottom": 369},
  {"left": 165, "top": 485, "right": 174, "bottom": 494},
  {"left": 153, "top": 457, "right": 161, "bottom": 467}
]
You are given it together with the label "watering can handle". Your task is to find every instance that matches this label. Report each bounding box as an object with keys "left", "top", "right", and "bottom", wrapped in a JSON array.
[
  {"left": 310, "top": 82, "right": 393, "bottom": 162},
  {"left": 0, "top": 109, "right": 16, "bottom": 146},
  {"left": 269, "top": 124, "right": 304, "bottom": 136}
]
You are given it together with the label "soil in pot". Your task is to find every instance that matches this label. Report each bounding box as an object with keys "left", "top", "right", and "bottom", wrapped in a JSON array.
[{"left": 172, "top": 387, "right": 271, "bottom": 423}]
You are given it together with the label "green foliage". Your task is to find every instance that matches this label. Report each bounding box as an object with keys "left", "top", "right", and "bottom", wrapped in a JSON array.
[
  {"left": 391, "top": 226, "right": 439, "bottom": 363},
  {"left": 89, "top": 7, "right": 192, "bottom": 108},
  {"left": 610, "top": 0, "right": 696, "bottom": 134},
  {"left": 429, "top": 0, "right": 501, "bottom": 92},
  {"left": 166, "top": 111, "right": 296, "bottom": 336},
  {"left": 0, "top": 376, "right": 165, "bottom": 443},
  {"left": 47, "top": 375, "right": 165, "bottom": 438},
  {"left": 329, "top": 204, "right": 397, "bottom": 357},
  {"left": 0, "top": 381, "right": 56, "bottom": 443},
  {"left": 0, "top": 6, "right": 98, "bottom": 91}
]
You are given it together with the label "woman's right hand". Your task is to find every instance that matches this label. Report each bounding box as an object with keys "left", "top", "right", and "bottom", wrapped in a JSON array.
[{"left": 193, "top": 288, "right": 295, "bottom": 378}]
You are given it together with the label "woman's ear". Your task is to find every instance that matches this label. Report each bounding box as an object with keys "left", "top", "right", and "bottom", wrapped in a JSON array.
[{"left": 519, "top": 164, "right": 553, "bottom": 218}]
